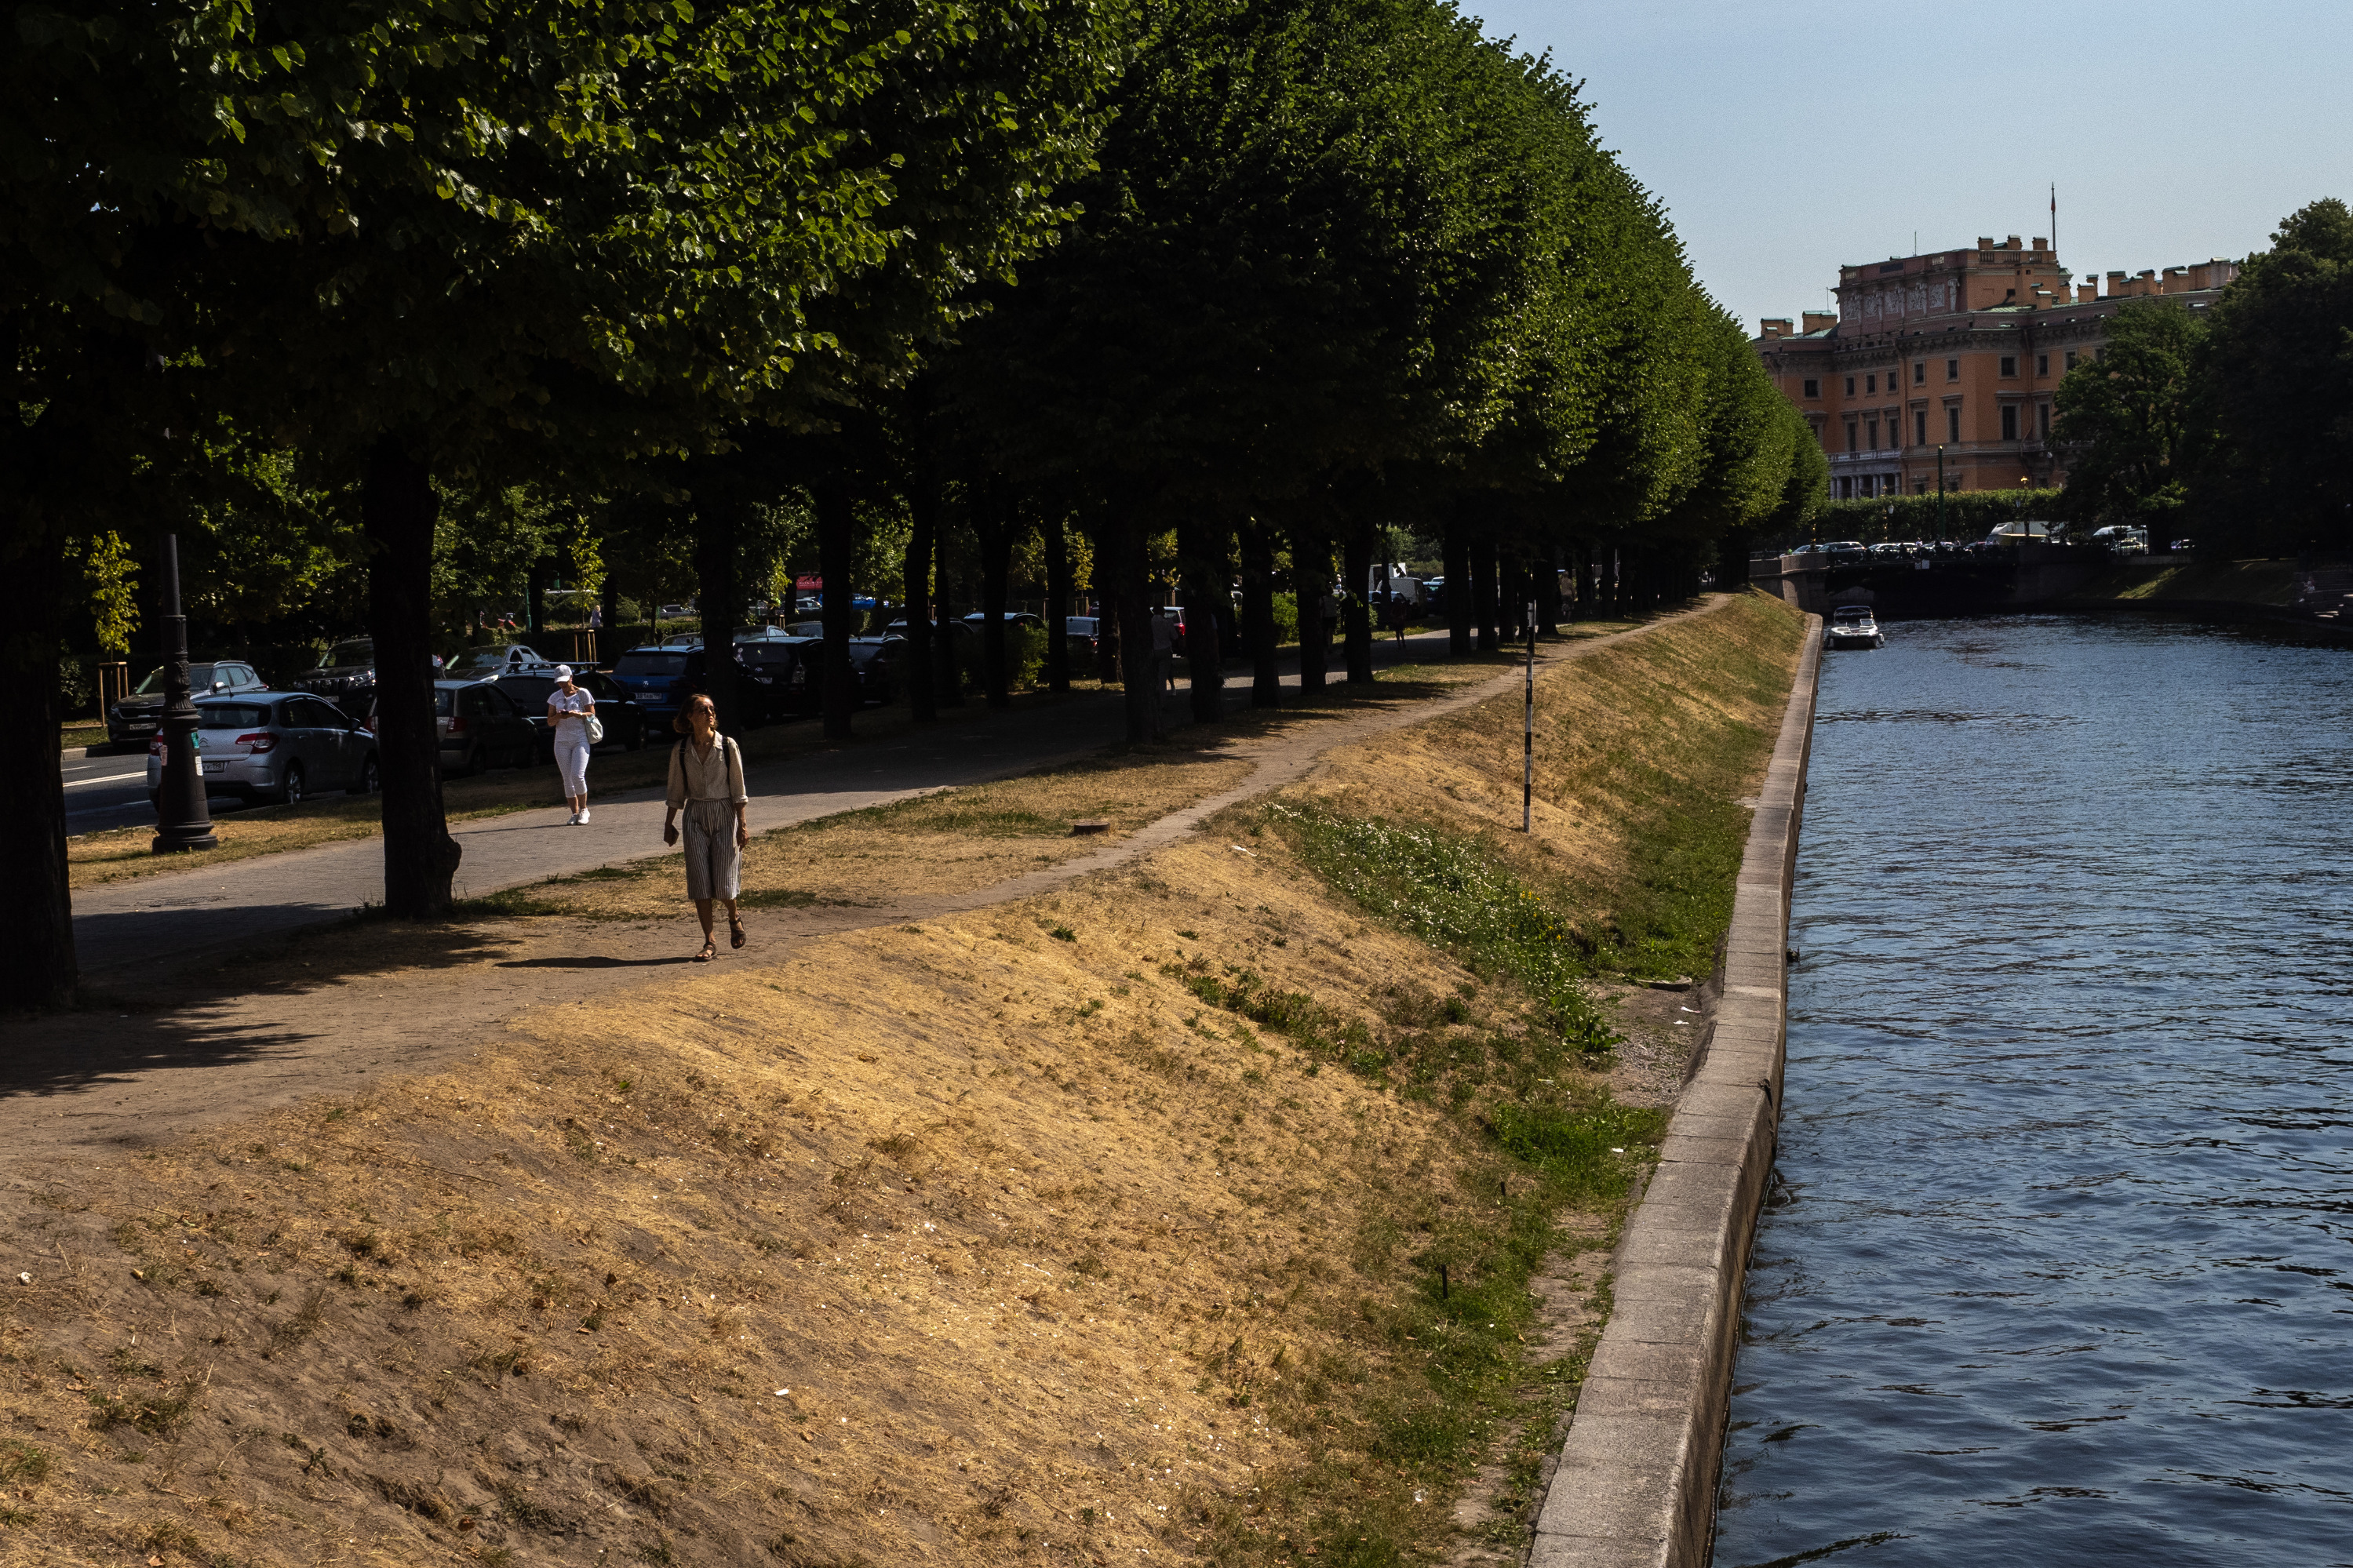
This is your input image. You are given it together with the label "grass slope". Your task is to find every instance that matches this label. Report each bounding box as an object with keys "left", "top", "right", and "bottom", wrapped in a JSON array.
[{"left": 0, "top": 596, "right": 1804, "bottom": 1568}]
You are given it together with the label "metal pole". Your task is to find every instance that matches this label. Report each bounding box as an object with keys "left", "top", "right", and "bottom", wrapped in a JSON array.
[
  {"left": 1936, "top": 446, "right": 1947, "bottom": 541},
  {"left": 151, "top": 533, "right": 218, "bottom": 853},
  {"left": 1522, "top": 598, "right": 1535, "bottom": 833}
]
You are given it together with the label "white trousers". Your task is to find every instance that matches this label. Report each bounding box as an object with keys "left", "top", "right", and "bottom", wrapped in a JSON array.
[{"left": 555, "top": 736, "right": 592, "bottom": 797}]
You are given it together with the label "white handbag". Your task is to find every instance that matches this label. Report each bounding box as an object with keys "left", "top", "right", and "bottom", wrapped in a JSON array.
[{"left": 584, "top": 712, "right": 605, "bottom": 744}]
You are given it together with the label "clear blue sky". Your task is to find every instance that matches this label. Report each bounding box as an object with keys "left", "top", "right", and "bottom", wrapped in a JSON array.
[{"left": 1462, "top": 0, "right": 2353, "bottom": 333}]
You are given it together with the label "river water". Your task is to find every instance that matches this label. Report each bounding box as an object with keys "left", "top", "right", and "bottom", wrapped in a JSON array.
[{"left": 1710, "top": 615, "right": 2353, "bottom": 1567}]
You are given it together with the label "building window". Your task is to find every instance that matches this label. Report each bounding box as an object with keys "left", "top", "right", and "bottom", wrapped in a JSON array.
[
  {"left": 1947, "top": 405, "right": 1961, "bottom": 442},
  {"left": 1846, "top": 423, "right": 1859, "bottom": 453},
  {"left": 1999, "top": 355, "right": 2017, "bottom": 377},
  {"left": 1866, "top": 373, "right": 1877, "bottom": 394},
  {"left": 1868, "top": 420, "right": 1880, "bottom": 450},
  {"left": 2037, "top": 353, "right": 2049, "bottom": 376},
  {"left": 1914, "top": 479, "right": 1929, "bottom": 494},
  {"left": 2002, "top": 405, "right": 2019, "bottom": 441},
  {"left": 2038, "top": 402, "right": 2051, "bottom": 440},
  {"left": 1802, "top": 378, "right": 1820, "bottom": 398},
  {"left": 1913, "top": 362, "right": 1925, "bottom": 384},
  {"left": 1915, "top": 410, "right": 1928, "bottom": 446},
  {"left": 1947, "top": 358, "right": 1960, "bottom": 381},
  {"left": 2065, "top": 350, "right": 2079, "bottom": 370},
  {"left": 1845, "top": 376, "right": 1856, "bottom": 396}
]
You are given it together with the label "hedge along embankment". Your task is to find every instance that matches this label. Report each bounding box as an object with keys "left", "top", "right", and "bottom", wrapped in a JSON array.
[{"left": 0, "top": 593, "right": 1805, "bottom": 1568}]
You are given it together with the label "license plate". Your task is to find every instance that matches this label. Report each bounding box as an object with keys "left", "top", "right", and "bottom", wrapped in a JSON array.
[{"left": 202, "top": 760, "right": 226, "bottom": 775}]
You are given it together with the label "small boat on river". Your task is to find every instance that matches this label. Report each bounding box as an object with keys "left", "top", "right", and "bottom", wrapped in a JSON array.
[{"left": 1827, "top": 605, "right": 1884, "bottom": 649}]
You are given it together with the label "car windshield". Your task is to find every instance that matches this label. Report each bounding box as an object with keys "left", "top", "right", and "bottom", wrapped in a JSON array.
[
  {"left": 451, "top": 647, "right": 514, "bottom": 671},
  {"left": 326, "top": 640, "right": 373, "bottom": 666},
  {"left": 196, "top": 703, "right": 274, "bottom": 729},
  {"left": 134, "top": 664, "right": 217, "bottom": 695},
  {"left": 433, "top": 689, "right": 454, "bottom": 717},
  {"left": 616, "top": 653, "right": 689, "bottom": 678},
  {"left": 738, "top": 644, "right": 798, "bottom": 666},
  {"left": 501, "top": 677, "right": 558, "bottom": 704}
]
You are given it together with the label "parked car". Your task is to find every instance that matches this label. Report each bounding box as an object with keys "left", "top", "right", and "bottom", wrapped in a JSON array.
[
  {"left": 291, "top": 637, "right": 381, "bottom": 713},
  {"left": 735, "top": 634, "right": 821, "bottom": 721},
  {"left": 2169, "top": 538, "right": 2195, "bottom": 554},
  {"left": 432, "top": 678, "right": 538, "bottom": 774},
  {"left": 146, "top": 692, "right": 379, "bottom": 806},
  {"left": 845, "top": 635, "right": 908, "bottom": 704},
  {"left": 447, "top": 643, "right": 552, "bottom": 676},
  {"left": 962, "top": 610, "right": 1044, "bottom": 630},
  {"left": 1816, "top": 540, "right": 1868, "bottom": 564},
  {"left": 108, "top": 659, "right": 267, "bottom": 747},
  {"left": 2090, "top": 525, "right": 2148, "bottom": 555},
  {"left": 615, "top": 642, "right": 776, "bottom": 729},
  {"left": 493, "top": 668, "right": 648, "bottom": 759}
]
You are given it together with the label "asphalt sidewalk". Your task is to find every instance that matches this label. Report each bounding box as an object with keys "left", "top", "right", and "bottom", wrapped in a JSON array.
[{"left": 69, "top": 633, "right": 1460, "bottom": 975}]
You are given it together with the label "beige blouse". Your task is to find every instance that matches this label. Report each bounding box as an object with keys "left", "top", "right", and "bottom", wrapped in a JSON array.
[{"left": 666, "top": 734, "right": 748, "bottom": 808}]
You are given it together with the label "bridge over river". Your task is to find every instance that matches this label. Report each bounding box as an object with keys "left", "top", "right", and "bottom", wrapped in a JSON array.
[{"left": 1749, "top": 543, "right": 2109, "bottom": 617}]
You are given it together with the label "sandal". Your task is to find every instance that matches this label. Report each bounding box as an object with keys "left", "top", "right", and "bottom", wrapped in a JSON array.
[
  {"left": 694, "top": 940, "right": 717, "bottom": 963},
  {"left": 729, "top": 917, "right": 747, "bottom": 951}
]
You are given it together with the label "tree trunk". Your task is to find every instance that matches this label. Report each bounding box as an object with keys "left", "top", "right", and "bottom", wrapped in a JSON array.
[
  {"left": 1240, "top": 518, "right": 1280, "bottom": 708},
  {"left": 1718, "top": 527, "right": 1753, "bottom": 599},
  {"left": 901, "top": 476, "right": 937, "bottom": 722},
  {"left": 1044, "top": 509, "right": 1072, "bottom": 693},
  {"left": 695, "top": 494, "right": 743, "bottom": 733},
  {"left": 363, "top": 437, "right": 462, "bottom": 919},
  {"left": 1116, "top": 573, "right": 1161, "bottom": 742},
  {"left": 813, "top": 478, "right": 858, "bottom": 740},
  {"left": 1291, "top": 518, "right": 1328, "bottom": 691},
  {"left": 925, "top": 486, "right": 963, "bottom": 708},
  {"left": 1342, "top": 521, "right": 1373, "bottom": 684},
  {"left": 1444, "top": 515, "right": 1471, "bottom": 655},
  {"left": 979, "top": 484, "right": 1013, "bottom": 709},
  {"left": 1178, "top": 515, "right": 1225, "bottom": 722},
  {"left": 526, "top": 558, "right": 547, "bottom": 641},
  {"left": 597, "top": 577, "right": 621, "bottom": 665},
  {"left": 1473, "top": 536, "right": 1498, "bottom": 653},
  {"left": 0, "top": 481, "right": 76, "bottom": 1007},
  {"left": 1535, "top": 545, "right": 1563, "bottom": 635}
]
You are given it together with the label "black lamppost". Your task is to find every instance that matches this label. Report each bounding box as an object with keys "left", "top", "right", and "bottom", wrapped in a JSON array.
[{"left": 151, "top": 533, "right": 218, "bottom": 853}]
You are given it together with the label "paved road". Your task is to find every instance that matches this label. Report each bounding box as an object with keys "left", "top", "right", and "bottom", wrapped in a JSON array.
[{"left": 70, "top": 631, "right": 1466, "bottom": 976}]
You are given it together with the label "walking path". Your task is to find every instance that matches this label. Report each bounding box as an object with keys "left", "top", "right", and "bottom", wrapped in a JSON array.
[
  {"left": 2, "top": 611, "right": 1703, "bottom": 1167},
  {"left": 68, "top": 632, "right": 1470, "bottom": 976}
]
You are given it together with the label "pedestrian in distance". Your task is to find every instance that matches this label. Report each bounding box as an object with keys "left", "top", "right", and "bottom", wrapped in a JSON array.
[
  {"left": 1385, "top": 593, "right": 1411, "bottom": 642},
  {"left": 662, "top": 693, "right": 749, "bottom": 962},
  {"left": 547, "top": 664, "right": 597, "bottom": 824}
]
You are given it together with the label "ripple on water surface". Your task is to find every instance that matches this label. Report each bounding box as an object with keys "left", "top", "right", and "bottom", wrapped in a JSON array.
[{"left": 1710, "top": 615, "right": 2353, "bottom": 1568}]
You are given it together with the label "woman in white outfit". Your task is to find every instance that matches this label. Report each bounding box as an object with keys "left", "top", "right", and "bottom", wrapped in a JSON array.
[
  {"left": 662, "top": 693, "right": 749, "bottom": 961},
  {"left": 546, "top": 665, "right": 597, "bottom": 824}
]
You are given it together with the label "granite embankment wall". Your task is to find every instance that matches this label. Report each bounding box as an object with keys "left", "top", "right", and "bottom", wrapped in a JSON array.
[{"left": 1528, "top": 613, "right": 1823, "bottom": 1568}]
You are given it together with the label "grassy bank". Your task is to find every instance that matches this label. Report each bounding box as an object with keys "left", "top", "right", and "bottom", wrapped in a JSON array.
[
  {"left": 0, "top": 596, "right": 1804, "bottom": 1567},
  {"left": 2072, "top": 557, "right": 2301, "bottom": 606}
]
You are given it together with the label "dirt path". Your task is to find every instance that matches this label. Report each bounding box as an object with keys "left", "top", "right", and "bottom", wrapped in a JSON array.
[{"left": 0, "top": 607, "right": 1715, "bottom": 1172}]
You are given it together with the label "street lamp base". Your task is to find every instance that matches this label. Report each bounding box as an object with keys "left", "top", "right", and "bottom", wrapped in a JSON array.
[{"left": 151, "top": 826, "right": 220, "bottom": 854}]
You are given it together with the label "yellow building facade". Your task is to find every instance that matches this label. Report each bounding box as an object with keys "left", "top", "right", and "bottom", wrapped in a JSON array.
[{"left": 1755, "top": 236, "right": 2238, "bottom": 498}]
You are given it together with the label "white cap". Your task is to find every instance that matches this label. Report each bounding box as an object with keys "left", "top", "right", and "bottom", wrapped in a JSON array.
[{"left": 554, "top": 664, "right": 574, "bottom": 680}]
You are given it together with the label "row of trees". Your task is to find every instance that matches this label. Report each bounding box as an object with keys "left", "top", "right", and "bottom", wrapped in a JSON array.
[
  {"left": 2055, "top": 198, "right": 2353, "bottom": 554},
  {"left": 5, "top": 0, "right": 1822, "bottom": 1009}
]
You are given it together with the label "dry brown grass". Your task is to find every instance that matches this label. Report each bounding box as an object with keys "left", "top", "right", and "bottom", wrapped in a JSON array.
[
  {"left": 1, "top": 598, "right": 1803, "bottom": 1568},
  {"left": 469, "top": 743, "right": 1257, "bottom": 922},
  {"left": 2, "top": 837, "right": 1594, "bottom": 1568}
]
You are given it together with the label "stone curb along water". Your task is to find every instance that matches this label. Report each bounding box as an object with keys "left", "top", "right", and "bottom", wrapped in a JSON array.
[{"left": 1528, "top": 610, "right": 1823, "bottom": 1568}]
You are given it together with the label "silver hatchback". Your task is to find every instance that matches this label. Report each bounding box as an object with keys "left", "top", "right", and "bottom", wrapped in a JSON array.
[{"left": 146, "top": 693, "right": 381, "bottom": 807}]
